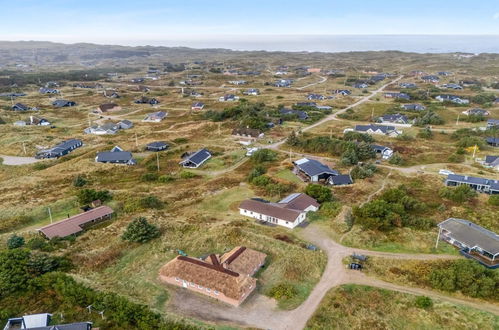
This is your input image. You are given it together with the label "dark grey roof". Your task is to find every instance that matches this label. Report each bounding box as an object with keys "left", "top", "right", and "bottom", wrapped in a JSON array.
[
  {"left": 279, "top": 108, "right": 308, "bottom": 120},
  {"left": 294, "top": 158, "right": 339, "bottom": 177},
  {"left": 446, "top": 174, "right": 498, "bottom": 187},
  {"left": 355, "top": 124, "right": 395, "bottom": 133},
  {"left": 330, "top": 175, "right": 353, "bottom": 185},
  {"left": 484, "top": 155, "right": 498, "bottom": 165},
  {"left": 52, "top": 100, "right": 75, "bottom": 107},
  {"left": 487, "top": 119, "right": 499, "bottom": 126},
  {"left": 147, "top": 141, "right": 169, "bottom": 149},
  {"left": 379, "top": 113, "right": 408, "bottom": 123},
  {"left": 96, "top": 151, "right": 134, "bottom": 163},
  {"left": 439, "top": 218, "right": 499, "bottom": 256},
  {"left": 29, "top": 322, "right": 92, "bottom": 330},
  {"left": 182, "top": 148, "right": 211, "bottom": 166},
  {"left": 371, "top": 144, "right": 390, "bottom": 152}
]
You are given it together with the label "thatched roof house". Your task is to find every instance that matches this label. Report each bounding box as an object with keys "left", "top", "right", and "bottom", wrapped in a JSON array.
[{"left": 159, "top": 246, "right": 266, "bottom": 306}]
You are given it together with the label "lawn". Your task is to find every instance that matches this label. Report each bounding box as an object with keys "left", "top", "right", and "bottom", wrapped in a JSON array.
[{"left": 306, "top": 284, "right": 499, "bottom": 330}]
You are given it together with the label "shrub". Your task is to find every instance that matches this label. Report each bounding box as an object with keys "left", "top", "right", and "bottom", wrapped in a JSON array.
[
  {"left": 439, "top": 185, "right": 476, "bottom": 203},
  {"left": 172, "top": 137, "right": 188, "bottom": 144},
  {"left": 350, "top": 163, "right": 377, "bottom": 180},
  {"left": 417, "top": 127, "right": 433, "bottom": 139},
  {"left": 251, "top": 175, "right": 272, "bottom": 186},
  {"left": 72, "top": 175, "right": 88, "bottom": 187},
  {"left": 388, "top": 153, "right": 404, "bottom": 165},
  {"left": 268, "top": 283, "right": 297, "bottom": 300},
  {"left": 138, "top": 196, "right": 164, "bottom": 209},
  {"left": 247, "top": 165, "right": 266, "bottom": 182},
  {"left": 26, "top": 237, "right": 51, "bottom": 251},
  {"left": 122, "top": 217, "right": 160, "bottom": 243},
  {"left": 7, "top": 234, "right": 25, "bottom": 249},
  {"left": 158, "top": 174, "right": 175, "bottom": 183},
  {"left": 415, "top": 296, "right": 433, "bottom": 308},
  {"left": 76, "top": 189, "right": 111, "bottom": 205},
  {"left": 305, "top": 184, "right": 333, "bottom": 203},
  {"left": 488, "top": 195, "right": 499, "bottom": 206},
  {"left": 180, "top": 171, "right": 198, "bottom": 179},
  {"left": 251, "top": 149, "right": 277, "bottom": 163},
  {"left": 141, "top": 172, "right": 159, "bottom": 182}
]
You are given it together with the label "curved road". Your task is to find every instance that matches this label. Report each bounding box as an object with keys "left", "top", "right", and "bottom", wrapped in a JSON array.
[{"left": 0, "top": 154, "right": 41, "bottom": 165}]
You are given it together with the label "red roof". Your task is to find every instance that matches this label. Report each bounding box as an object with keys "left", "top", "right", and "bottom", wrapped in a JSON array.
[{"left": 38, "top": 206, "right": 113, "bottom": 239}]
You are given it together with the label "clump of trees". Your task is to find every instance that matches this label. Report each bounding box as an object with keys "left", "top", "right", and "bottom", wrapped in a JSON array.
[
  {"left": 414, "top": 111, "right": 444, "bottom": 126},
  {"left": 350, "top": 163, "right": 377, "bottom": 180},
  {"left": 251, "top": 149, "right": 277, "bottom": 163},
  {"left": 305, "top": 184, "right": 333, "bottom": 203},
  {"left": 353, "top": 186, "right": 433, "bottom": 231},
  {"left": 122, "top": 217, "right": 160, "bottom": 243},
  {"left": 429, "top": 259, "right": 498, "bottom": 300},
  {"left": 439, "top": 185, "right": 476, "bottom": 203},
  {"left": 7, "top": 234, "right": 25, "bottom": 249},
  {"left": 76, "top": 189, "right": 111, "bottom": 205},
  {"left": 203, "top": 102, "right": 278, "bottom": 130}
]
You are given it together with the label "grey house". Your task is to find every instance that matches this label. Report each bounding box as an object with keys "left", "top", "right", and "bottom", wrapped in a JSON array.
[
  {"left": 96, "top": 146, "right": 136, "bottom": 165},
  {"left": 437, "top": 218, "right": 499, "bottom": 268},
  {"left": 179, "top": 148, "right": 211, "bottom": 168},
  {"left": 36, "top": 139, "right": 83, "bottom": 159},
  {"left": 53, "top": 99, "right": 76, "bottom": 108},
  {"left": 279, "top": 108, "right": 309, "bottom": 120},
  {"left": 377, "top": 113, "right": 410, "bottom": 125},
  {"left": 146, "top": 141, "right": 169, "bottom": 152},
  {"left": 401, "top": 103, "right": 426, "bottom": 111},
  {"left": 445, "top": 174, "right": 499, "bottom": 194},
  {"left": 293, "top": 158, "right": 339, "bottom": 183}
]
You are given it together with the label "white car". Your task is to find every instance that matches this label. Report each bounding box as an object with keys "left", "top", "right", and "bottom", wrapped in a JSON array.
[
  {"left": 246, "top": 147, "right": 260, "bottom": 157},
  {"left": 439, "top": 169, "right": 454, "bottom": 176}
]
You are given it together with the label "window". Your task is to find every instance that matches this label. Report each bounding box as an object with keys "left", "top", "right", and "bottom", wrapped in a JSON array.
[
  {"left": 206, "top": 288, "right": 211, "bottom": 292},
  {"left": 214, "top": 290, "right": 220, "bottom": 295},
  {"left": 197, "top": 284, "right": 203, "bottom": 289},
  {"left": 189, "top": 282, "right": 195, "bottom": 287},
  {"left": 175, "top": 277, "right": 180, "bottom": 282}
]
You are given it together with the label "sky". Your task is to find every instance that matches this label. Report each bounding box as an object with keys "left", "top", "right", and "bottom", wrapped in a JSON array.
[{"left": 0, "top": 0, "right": 499, "bottom": 45}]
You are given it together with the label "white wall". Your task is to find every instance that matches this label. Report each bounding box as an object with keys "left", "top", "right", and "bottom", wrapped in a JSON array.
[{"left": 239, "top": 208, "right": 300, "bottom": 229}]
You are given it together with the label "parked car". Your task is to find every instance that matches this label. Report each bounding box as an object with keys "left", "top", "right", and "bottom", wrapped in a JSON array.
[
  {"left": 439, "top": 169, "right": 455, "bottom": 176},
  {"left": 348, "top": 263, "right": 363, "bottom": 270}
]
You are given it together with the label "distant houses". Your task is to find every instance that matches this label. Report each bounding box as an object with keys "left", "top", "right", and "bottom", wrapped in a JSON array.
[
  {"left": 274, "top": 79, "right": 292, "bottom": 88},
  {"left": 52, "top": 99, "right": 76, "bottom": 108},
  {"left": 445, "top": 174, "right": 499, "bottom": 194},
  {"left": 384, "top": 92, "right": 410, "bottom": 100},
  {"left": 159, "top": 246, "right": 266, "bottom": 306},
  {"left": 96, "top": 146, "right": 136, "bottom": 165},
  {"left": 442, "top": 83, "right": 463, "bottom": 90},
  {"left": 462, "top": 108, "right": 489, "bottom": 116},
  {"left": 146, "top": 141, "right": 169, "bottom": 152},
  {"left": 232, "top": 127, "right": 264, "bottom": 140},
  {"left": 84, "top": 122, "right": 120, "bottom": 135},
  {"left": 219, "top": 94, "right": 239, "bottom": 102},
  {"left": 350, "top": 124, "right": 402, "bottom": 137},
  {"left": 307, "top": 93, "right": 325, "bottom": 100},
  {"left": 39, "top": 87, "right": 59, "bottom": 94},
  {"left": 376, "top": 113, "right": 411, "bottom": 125},
  {"left": 38, "top": 206, "right": 114, "bottom": 239},
  {"left": 243, "top": 88, "right": 260, "bottom": 96},
  {"left": 421, "top": 75, "right": 440, "bottom": 83},
  {"left": 179, "top": 148, "right": 212, "bottom": 168},
  {"left": 134, "top": 96, "right": 159, "bottom": 105},
  {"left": 239, "top": 193, "right": 319, "bottom": 229},
  {"left": 372, "top": 145, "right": 394, "bottom": 159},
  {"left": 15, "top": 116, "right": 50, "bottom": 127},
  {"left": 143, "top": 111, "right": 167, "bottom": 123},
  {"left": 191, "top": 102, "right": 205, "bottom": 110},
  {"left": 399, "top": 82, "right": 417, "bottom": 89},
  {"left": 35, "top": 139, "right": 83, "bottom": 159},
  {"left": 483, "top": 155, "right": 499, "bottom": 171},
  {"left": 333, "top": 89, "right": 351, "bottom": 96},
  {"left": 435, "top": 95, "right": 469, "bottom": 105},
  {"left": 4, "top": 313, "right": 92, "bottom": 330},
  {"left": 279, "top": 108, "right": 309, "bottom": 120},
  {"left": 437, "top": 218, "right": 499, "bottom": 268},
  {"left": 12, "top": 103, "right": 34, "bottom": 111},
  {"left": 487, "top": 137, "right": 499, "bottom": 147},
  {"left": 486, "top": 119, "right": 499, "bottom": 129},
  {"left": 401, "top": 103, "right": 426, "bottom": 111},
  {"left": 94, "top": 103, "right": 121, "bottom": 114}
]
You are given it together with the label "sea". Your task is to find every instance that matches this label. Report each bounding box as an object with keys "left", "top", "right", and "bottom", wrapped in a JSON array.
[{"left": 137, "top": 35, "right": 499, "bottom": 54}]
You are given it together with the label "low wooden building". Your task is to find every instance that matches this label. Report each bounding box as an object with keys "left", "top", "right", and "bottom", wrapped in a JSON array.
[{"left": 38, "top": 206, "right": 114, "bottom": 239}]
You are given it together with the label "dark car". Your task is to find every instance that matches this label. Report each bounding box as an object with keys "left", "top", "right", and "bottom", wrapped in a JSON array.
[{"left": 348, "top": 263, "right": 363, "bottom": 270}]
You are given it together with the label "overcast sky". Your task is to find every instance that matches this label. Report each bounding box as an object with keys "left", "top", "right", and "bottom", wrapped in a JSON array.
[{"left": 1, "top": 0, "right": 499, "bottom": 44}]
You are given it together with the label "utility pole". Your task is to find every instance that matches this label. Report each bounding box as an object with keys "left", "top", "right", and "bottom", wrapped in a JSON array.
[
  {"left": 371, "top": 107, "right": 374, "bottom": 121},
  {"left": 472, "top": 144, "right": 477, "bottom": 159},
  {"left": 135, "top": 132, "right": 138, "bottom": 147},
  {"left": 22, "top": 142, "right": 26, "bottom": 155},
  {"left": 156, "top": 153, "right": 160, "bottom": 172},
  {"left": 48, "top": 207, "right": 53, "bottom": 224},
  {"left": 435, "top": 226, "right": 441, "bottom": 249},
  {"left": 456, "top": 114, "right": 460, "bottom": 126}
]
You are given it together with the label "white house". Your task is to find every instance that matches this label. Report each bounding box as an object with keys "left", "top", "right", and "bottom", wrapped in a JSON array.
[
  {"left": 143, "top": 111, "right": 168, "bottom": 123},
  {"left": 239, "top": 193, "right": 319, "bottom": 229}
]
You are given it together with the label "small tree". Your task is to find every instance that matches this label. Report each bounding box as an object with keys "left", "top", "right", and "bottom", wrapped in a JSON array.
[
  {"left": 77, "top": 189, "right": 111, "bottom": 205},
  {"left": 73, "top": 175, "right": 88, "bottom": 187},
  {"left": 122, "top": 217, "right": 160, "bottom": 243},
  {"left": 305, "top": 184, "right": 333, "bottom": 203},
  {"left": 251, "top": 149, "right": 277, "bottom": 163},
  {"left": 139, "top": 196, "right": 164, "bottom": 209},
  {"left": 7, "top": 234, "right": 25, "bottom": 249},
  {"left": 415, "top": 296, "right": 433, "bottom": 309}
]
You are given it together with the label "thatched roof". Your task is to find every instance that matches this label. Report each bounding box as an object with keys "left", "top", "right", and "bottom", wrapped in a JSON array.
[
  {"left": 159, "top": 256, "right": 256, "bottom": 300},
  {"left": 219, "top": 247, "right": 267, "bottom": 276}
]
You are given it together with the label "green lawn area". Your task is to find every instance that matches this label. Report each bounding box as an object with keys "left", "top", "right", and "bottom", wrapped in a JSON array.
[
  {"left": 197, "top": 185, "right": 254, "bottom": 215},
  {"left": 306, "top": 284, "right": 499, "bottom": 330},
  {"left": 275, "top": 169, "right": 303, "bottom": 184}
]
